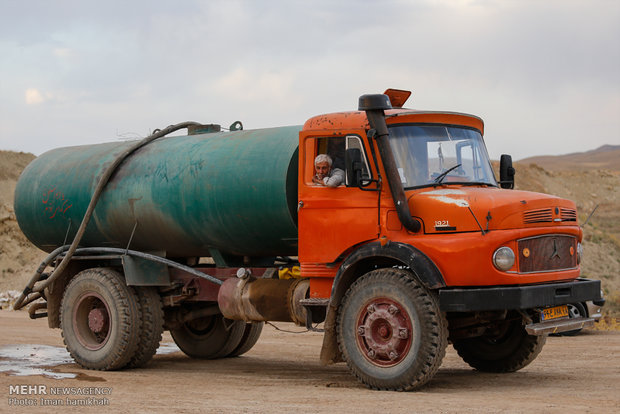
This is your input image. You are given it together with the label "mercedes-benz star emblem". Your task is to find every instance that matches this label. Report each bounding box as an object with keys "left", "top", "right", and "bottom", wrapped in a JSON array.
[{"left": 550, "top": 238, "right": 561, "bottom": 260}]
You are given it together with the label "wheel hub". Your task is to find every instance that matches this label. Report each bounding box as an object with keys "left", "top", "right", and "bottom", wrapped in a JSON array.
[
  {"left": 356, "top": 298, "right": 413, "bottom": 366},
  {"left": 88, "top": 308, "right": 108, "bottom": 333},
  {"left": 73, "top": 292, "right": 111, "bottom": 350},
  {"left": 567, "top": 304, "right": 581, "bottom": 319}
]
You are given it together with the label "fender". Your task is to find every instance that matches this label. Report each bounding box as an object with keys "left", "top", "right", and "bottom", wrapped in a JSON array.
[
  {"left": 320, "top": 241, "right": 445, "bottom": 365},
  {"left": 333, "top": 241, "right": 445, "bottom": 296}
]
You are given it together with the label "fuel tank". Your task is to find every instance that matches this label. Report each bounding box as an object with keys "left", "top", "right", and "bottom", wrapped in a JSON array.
[{"left": 14, "top": 126, "right": 301, "bottom": 258}]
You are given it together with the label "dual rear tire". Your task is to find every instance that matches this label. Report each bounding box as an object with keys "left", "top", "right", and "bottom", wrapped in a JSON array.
[
  {"left": 60, "top": 268, "right": 163, "bottom": 370},
  {"left": 170, "top": 317, "right": 263, "bottom": 359}
]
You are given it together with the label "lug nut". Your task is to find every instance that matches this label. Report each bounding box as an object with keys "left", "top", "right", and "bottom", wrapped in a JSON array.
[
  {"left": 388, "top": 351, "right": 399, "bottom": 360},
  {"left": 398, "top": 328, "right": 408, "bottom": 339},
  {"left": 388, "top": 305, "right": 398, "bottom": 314},
  {"left": 367, "top": 349, "right": 376, "bottom": 359},
  {"left": 357, "top": 326, "right": 365, "bottom": 336},
  {"left": 367, "top": 304, "right": 376, "bottom": 314}
]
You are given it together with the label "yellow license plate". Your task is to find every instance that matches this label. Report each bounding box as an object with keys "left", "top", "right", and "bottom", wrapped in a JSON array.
[{"left": 541, "top": 305, "right": 569, "bottom": 321}]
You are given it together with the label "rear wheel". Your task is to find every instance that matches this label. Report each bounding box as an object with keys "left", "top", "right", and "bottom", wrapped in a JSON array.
[
  {"left": 60, "top": 268, "right": 142, "bottom": 370},
  {"left": 337, "top": 268, "right": 448, "bottom": 391},
  {"left": 228, "top": 322, "right": 264, "bottom": 357},
  {"left": 127, "top": 287, "right": 164, "bottom": 368},
  {"left": 452, "top": 318, "right": 546, "bottom": 372},
  {"left": 170, "top": 314, "right": 245, "bottom": 359},
  {"left": 559, "top": 302, "right": 587, "bottom": 336}
]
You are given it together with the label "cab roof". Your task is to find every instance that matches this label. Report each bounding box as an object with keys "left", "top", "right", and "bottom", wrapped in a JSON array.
[{"left": 302, "top": 109, "right": 485, "bottom": 135}]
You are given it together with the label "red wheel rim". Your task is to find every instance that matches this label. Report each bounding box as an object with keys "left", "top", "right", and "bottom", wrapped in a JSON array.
[
  {"left": 73, "top": 292, "right": 111, "bottom": 351},
  {"left": 355, "top": 297, "right": 413, "bottom": 367}
]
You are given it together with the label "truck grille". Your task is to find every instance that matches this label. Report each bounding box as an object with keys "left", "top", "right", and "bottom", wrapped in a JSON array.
[
  {"left": 523, "top": 208, "right": 553, "bottom": 223},
  {"left": 560, "top": 208, "right": 577, "bottom": 222},
  {"left": 523, "top": 208, "right": 577, "bottom": 224},
  {"left": 518, "top": 235, "right": 578, "bottom": 273}
]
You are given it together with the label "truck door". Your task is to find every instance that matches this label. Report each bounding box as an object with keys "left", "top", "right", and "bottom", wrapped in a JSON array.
[{"left": 298, "top": 135, "right": 378, "bottom": 265}]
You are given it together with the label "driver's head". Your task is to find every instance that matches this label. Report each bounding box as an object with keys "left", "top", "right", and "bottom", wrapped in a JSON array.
[{"left": 314, "top": 154, "right": 333, "bottom": 179}]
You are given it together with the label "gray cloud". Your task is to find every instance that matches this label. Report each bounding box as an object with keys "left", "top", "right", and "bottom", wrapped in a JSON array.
[{"left": 1, "top": 0, "right": 618, "bottom": 160}]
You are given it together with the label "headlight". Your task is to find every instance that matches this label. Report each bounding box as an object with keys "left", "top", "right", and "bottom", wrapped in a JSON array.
[
  {"left": 493, "top": 246, "right": 515, "bottom": 271},
  {"left": 577, "top": 242, "right": 583, "bottom": 264}
]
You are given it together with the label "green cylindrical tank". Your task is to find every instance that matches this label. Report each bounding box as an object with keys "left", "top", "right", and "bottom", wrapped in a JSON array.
[{"left": 14, "top": 126, "right": 301, "bottom": 258}]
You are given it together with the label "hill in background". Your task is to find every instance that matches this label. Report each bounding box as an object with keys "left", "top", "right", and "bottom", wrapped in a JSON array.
[
  {"left": 1, "top": 146, "right": 619, "bottom": 316},
  {"left": 518, "top": 144, "right": 620, "bottom": 172},
  {"left": 0, "top": 151, "right": 47, "bottom": 301}
]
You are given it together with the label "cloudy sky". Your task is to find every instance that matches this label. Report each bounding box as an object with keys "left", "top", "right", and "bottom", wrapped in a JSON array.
[{"left": 1, "top": 0, "right": 618, "bottom": 160}]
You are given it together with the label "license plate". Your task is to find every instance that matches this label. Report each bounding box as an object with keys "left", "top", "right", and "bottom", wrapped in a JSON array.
[{"left": 541, "top": 305, "right": 569, "bottom": 321}]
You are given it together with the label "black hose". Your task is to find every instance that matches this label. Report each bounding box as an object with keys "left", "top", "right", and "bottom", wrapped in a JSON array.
[
  {"left": 14, "top": 121, "right": 203, "bottom": 310},
  {"left": 66, "top": 247, "right": 223, "bottom": 286},
  {"left": 14, "top": 246, "right": 223, "bottom": 310}
]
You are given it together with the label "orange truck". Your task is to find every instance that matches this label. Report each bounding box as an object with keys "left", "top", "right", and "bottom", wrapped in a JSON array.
[{"left": 13, "top": 89, "right": 603, "bottom": 391}]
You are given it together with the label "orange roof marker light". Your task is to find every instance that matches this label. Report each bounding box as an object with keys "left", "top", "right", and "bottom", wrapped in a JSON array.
[{"left": 383, "top": 88, "right": 412, "bottom": 108}]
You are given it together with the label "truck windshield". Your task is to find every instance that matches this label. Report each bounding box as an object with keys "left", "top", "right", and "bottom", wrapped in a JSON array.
[{"left": 388, "top": 124, "right": 497, "bottom": 189}]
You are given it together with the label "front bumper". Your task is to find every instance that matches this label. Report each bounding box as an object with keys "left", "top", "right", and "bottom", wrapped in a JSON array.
[{"left": 438, "top": 278, "right": 602, "bottom": 312}]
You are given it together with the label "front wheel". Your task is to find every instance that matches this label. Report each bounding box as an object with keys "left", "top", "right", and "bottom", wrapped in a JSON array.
[
  {"left": 337, "top": 268, "right": 448, "bottom": 391},
  {"left": 452, "top": 317, "right": 546, "bottom": 372}
]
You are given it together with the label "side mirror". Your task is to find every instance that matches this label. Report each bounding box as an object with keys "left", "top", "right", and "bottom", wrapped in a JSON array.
[
  {"left": 499, "top": 154, "right": 515, "bottom": 189},
  {"left": 345, "top": 148, "right": 363, "bottom": 187}
]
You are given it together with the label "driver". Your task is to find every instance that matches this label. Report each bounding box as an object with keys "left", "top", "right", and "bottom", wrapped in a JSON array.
[{"left": 312, "top": 154, "right": 344, "bottom": 187}]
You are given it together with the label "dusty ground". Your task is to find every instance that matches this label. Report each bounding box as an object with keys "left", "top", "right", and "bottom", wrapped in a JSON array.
[{"left": 0, "top": 310, "right": 619, "bottom": 414}]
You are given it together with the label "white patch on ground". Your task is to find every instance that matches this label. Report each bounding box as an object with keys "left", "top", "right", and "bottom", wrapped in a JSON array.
[
  {"left": 0, "top": 342, "right": 180, "bottom": 378},
  {"left": 0, "top": 345, "right": 76, "bottom": 379},
  {"left": 156, "top": 343, "right": 180, "bottom": 355},
  {"left": 0, "top": 290, "right": 21, "bottom": 310}
]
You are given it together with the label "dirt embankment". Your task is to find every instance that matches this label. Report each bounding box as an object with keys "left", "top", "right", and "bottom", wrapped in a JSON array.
[{"left": 0, "top": 151, "right": 47, "bottom": 299}]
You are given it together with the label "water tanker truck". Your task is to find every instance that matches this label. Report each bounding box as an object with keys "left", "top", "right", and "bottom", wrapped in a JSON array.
[{"left": 13, "top": 89, "right": 604, "bottom": 390}]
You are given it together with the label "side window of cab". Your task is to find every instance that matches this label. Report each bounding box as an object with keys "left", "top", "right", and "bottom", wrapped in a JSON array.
[
  {"left": 304, "top": 135, "right": 372, "bottom": 188},
  {"left": 310, "top": 137, "right": 346, "bottom": 187}
]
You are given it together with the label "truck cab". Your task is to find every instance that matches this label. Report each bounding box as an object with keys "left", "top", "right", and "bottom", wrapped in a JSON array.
[
  {"left": 296, "top": 90, "right": 601, "bottom": 386},
  {"left": 299, "top": 90, "right": 581, "bottom": 292}
]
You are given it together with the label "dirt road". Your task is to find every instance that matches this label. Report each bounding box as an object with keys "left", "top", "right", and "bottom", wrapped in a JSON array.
[{"left": 0, "top": 311, "right": 618, "bottom": 414}]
